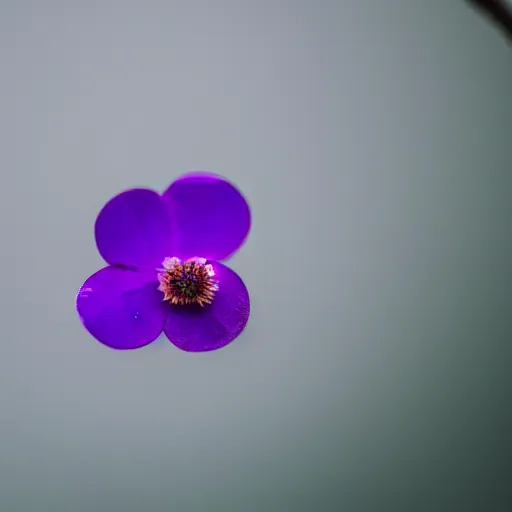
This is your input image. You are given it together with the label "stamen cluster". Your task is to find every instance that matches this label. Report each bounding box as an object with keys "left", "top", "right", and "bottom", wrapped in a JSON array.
[{"left": 157, "top": 257, "right": 218, "bottom": 307}]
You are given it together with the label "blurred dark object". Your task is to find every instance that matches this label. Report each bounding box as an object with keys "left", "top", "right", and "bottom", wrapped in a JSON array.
[{"left": 466, "top": 0, "right": 512, "bottom": 42}]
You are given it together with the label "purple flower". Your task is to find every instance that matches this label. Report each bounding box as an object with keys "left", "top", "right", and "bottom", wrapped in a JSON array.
[{"left": 76, "top": 172, "right": 251, "bottom": 352}]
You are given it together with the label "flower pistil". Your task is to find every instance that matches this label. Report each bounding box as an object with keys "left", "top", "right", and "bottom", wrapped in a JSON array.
[{"left": 157, "top": 257, "right": 218, "bottom": 307}]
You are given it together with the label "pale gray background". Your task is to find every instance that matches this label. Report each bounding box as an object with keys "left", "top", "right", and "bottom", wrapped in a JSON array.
[{"left": 2, "top": 1, "right": 511, "bottom": 511}]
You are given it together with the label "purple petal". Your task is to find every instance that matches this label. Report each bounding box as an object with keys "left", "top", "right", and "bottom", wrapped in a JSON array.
[
  {"left": 76, "top": 267, "right": 167, "bottom": 350},
  {"left": 95, "top": 189, "right": 174, "bottom": 269},
  {"left": 164, "top": 262, "right": 250, "bottom": 352},
  {"left": 162, "top": 172, "right": 251, "bottom": 261}
]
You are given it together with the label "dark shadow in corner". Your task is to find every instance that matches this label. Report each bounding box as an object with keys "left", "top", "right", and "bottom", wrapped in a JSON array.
[{"left": 465, "top": 0, "right": 512, "bottom": 43}]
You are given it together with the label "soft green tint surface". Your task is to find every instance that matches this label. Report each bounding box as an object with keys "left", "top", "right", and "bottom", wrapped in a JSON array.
[{"left": 2, "top": 1, "right": 511, "bottom": 511}]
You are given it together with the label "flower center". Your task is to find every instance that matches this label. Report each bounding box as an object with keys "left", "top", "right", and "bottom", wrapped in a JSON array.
[{"left": 157, "top": 257, "right": 218, "bottom": 307}]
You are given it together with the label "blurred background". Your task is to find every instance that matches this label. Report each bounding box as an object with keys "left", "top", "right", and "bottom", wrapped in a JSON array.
[{"left": 1, "top": 1, "right": 511, "bottom": 510}]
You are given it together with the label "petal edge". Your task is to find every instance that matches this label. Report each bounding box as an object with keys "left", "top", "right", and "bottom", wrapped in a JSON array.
[
  {"left": 161, "top": 172, "right": 251, "bottom": 261},
  {"left": 95, "top": 188, "right": 174, "bottom": 269},
  {"left": 163, "top": 262, "right": 250, "bottom": 352},
  {"left": 77, "top": 266, "right": 168, "bottom": 350}
]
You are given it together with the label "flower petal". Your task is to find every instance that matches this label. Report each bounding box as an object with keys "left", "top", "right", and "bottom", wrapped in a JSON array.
[
  {"left": 95, "top": 188, "right": 174, "bottom": 269},
  {"left": 162, "top": 172, "right": 251, "bottom": 261},
  {"left": 164, "top": 262, "right": 250, "bottom": 352},
  {"left": 76, "top": 267, "right": 167, "bottom": 350}
]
